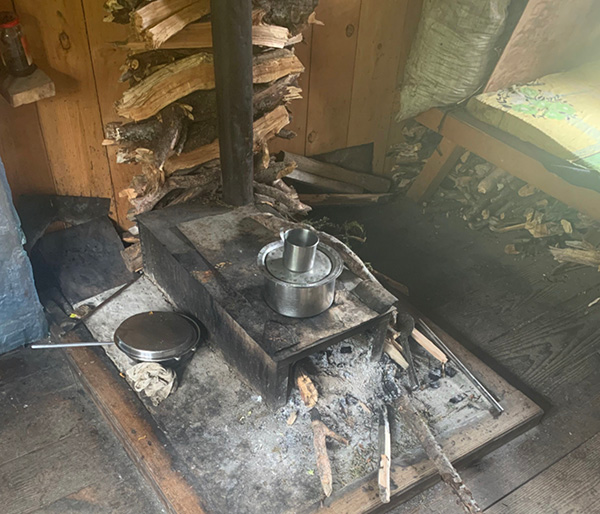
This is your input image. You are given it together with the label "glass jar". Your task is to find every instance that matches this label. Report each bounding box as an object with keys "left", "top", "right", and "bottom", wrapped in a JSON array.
[{"left": 0, "top": 12, "right": 36, "bottom": 77}]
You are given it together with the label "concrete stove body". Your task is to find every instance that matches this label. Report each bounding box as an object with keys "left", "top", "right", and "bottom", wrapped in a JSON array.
[{"left": 139, "top": 204, "right": 396, "bottom": 406}]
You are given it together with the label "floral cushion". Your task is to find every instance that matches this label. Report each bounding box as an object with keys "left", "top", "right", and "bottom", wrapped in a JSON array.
[{"left": 466, "top": 60, "right": 600, "bottom": 173}]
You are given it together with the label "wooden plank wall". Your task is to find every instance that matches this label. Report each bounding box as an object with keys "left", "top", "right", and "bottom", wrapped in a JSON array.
[
  {"left": 277, "top": 0, "right": 423, "bottom": 175},
  {"left": 0, "top": 0, "right": 423, "bottom": 228}
]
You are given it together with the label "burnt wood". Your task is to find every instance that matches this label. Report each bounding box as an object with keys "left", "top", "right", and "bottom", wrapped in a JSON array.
[{"left": 211, "top": 0, "right": 254, "bottom": 205}]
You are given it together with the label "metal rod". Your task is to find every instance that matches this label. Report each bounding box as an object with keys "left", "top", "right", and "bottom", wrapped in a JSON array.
[
  {"left": 31, "top": 342, "right": 114, "bottom": 349},
  {"left": 210, "top": 0, "right": 254, "bottom": 206},
  {"left": 417, "top": 320, "right": 504, "bottom": 415},
  {"left": 60, "top": 273, "right": 143, "bottom": 334}
]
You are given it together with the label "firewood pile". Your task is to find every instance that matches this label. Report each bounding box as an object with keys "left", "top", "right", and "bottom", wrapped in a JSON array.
[
  {"left": 102, "top": 0, "right": 319, "bottom": 221},
  {"left": 392, "top": 121, "right": 600, "bottom": 271}
]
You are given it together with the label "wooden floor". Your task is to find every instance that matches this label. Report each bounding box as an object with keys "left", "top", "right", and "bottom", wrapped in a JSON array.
[
  {"left": 0, "top": 348, "right": 164, "bottom": 513},
  {"left": 2, "top": 197, "right": 599, "bottom": 513}
]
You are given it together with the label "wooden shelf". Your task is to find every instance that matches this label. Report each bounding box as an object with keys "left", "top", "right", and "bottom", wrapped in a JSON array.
[{"left": 0, "top": 68, "right": 55, "bottom": 108}]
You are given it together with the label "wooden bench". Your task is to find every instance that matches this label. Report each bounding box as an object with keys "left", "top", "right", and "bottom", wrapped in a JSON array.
[{"left": 407, "top": 108, "right": 600, "bottom": 221}]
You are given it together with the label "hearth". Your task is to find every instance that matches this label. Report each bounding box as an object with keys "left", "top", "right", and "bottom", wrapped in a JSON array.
[{"left": 139, "top": 204, "right": 396, "bottom": 405}]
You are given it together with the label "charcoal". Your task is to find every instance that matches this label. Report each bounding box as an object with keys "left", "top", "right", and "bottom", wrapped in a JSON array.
[
  {"left": 449, "top": 393, "right": 466, "bottom": 404},
  {"left": 428, "top": 367, "right": 442, "bottom": 381},
  {"left": 446, "top": 366, "right": 457, "bottom": 378}
]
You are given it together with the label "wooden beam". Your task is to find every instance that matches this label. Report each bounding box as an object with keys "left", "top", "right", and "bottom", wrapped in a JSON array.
[
  {"left": 211, "top": 0, "right": 254, "bottom": 205},
  {"left": 406, "top": 137, "right": 463, "bottom": 202},
  {"left": 417, "top": 108, "right": 600, "bottom": 220}
]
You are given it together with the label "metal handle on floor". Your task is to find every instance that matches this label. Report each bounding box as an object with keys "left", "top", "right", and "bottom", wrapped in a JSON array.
[
  {"left": 30, "top": 342, "right": 114, "bottom": 349},
  {"left": 417, "top": 320, "right": 504, "bottom": 416}
]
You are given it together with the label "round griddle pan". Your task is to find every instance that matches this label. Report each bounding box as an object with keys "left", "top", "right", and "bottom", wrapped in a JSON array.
[{"left": 32, "top": 311, "right": 202, "bottom": 363}]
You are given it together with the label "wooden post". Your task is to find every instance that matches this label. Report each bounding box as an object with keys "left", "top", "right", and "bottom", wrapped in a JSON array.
[
  {"left": 210, "top": 0, "right": 254, "bottom": 205},
  {"left": 407, "top": 137, "right": 464, "bottom": 203}
]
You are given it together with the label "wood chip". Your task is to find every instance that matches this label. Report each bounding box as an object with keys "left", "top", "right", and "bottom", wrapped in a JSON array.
[
  {"left": 561, "top": 219, "right": 573, "bottom": 234},
  {"left": 411, "top": 328, "right": 448, "bottom": 363},
  {"left": 296, "top": 368, "right": 318, "bottom": 409},
  {"left": 518, "top": 184, "right": 537, "bottom": 197},
  {"left": 287, "top": 410, "right": 298, "bottom": 426}
]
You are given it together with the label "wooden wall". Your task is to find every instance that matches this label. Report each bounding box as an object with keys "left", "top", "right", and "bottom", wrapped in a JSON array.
[
  {"left": 0, "top": 0, "right": 422, "bottom": 228},
  {"left": 273, "top": 0, "right": 422, "bottom": 175}
]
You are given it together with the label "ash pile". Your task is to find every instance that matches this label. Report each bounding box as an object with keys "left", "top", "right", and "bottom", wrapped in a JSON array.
[{"left": 278, "top": 321, "right": 488, "bottom": 496}]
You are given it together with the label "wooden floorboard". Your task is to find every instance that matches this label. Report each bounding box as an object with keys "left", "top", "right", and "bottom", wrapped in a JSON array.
[
  {"left": 485, "top": 432, "right": 600, "bottom": 513},
  {"left": 0, "top": 346, "right": 68, "bottom": 385},
  {"left": 0, "top": 347, "right": 164, "bottom": 514}
]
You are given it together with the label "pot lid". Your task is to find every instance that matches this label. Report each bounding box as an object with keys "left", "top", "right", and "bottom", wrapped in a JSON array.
[
  {"left": 258, "top": 241, "right": 343, "bottom": 287},
  {"left": 114, "top": 311, "right": 200, "bottom": 362}
]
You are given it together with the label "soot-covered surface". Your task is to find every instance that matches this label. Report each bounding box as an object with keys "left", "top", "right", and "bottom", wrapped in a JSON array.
[{"left": 82, "top": 276, "right": 490, "bottom": 513}]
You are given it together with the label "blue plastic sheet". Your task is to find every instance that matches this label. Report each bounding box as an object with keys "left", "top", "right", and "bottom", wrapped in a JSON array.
[{"left": 0, "top": 157, "right": 47, "bottom": 353}]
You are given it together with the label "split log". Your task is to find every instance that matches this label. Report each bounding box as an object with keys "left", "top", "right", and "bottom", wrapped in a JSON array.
[
  {"left": 164, "top": 140, "right": 220, "bottom": 173},
  {"left": 119, "top": 49, "right": 200, "bottom": 83},
  {"left": 378, "top": 407, "right": 391, "bottom": 503},
  {"left": 254, "top": 193, "right": 294, "bottom": 218},
  {"left": 122, "top": 19, "right": 302, "bottom": 51},
  {"left": 116, "top": 50, "right": 302, "bottom": 121},
  {"left": 253, "top": 74, "right": 301, "bottom": 119},
  {"left": 254, "top": 158, "right": 296, "bottom": 184},
  {"left": 133, "top": 0, "right": 211, "bottom": 49},
  {"left": 107, "top": 72, "right": 295, "bottom": 150},
  {"left": 310, "top": 408, "right": 349, "bottom": 498},
  {"left": 254, "top": 0, "right": 319, "bottom": 34},
  {"left": 132, "top": 0, "right": 198, "bottom": 32},
  {"left": 396, "top": 392, "right": 482, "bottom": 513},
  {"left": 165, "top": 105, "right": 290, "bottom": 172},
  {"left": 282, "top": 152, "right": 391, "bottom": 193},
  {"left": 103, "top": 0, "right": 149, "bottom": 24},
  {"left": 252, "top": 49, "right": 304, "bottom": 84},
  {"left": 296, "top": 366, "right": 318, "bottom": 408},
  {"left": 384, "top": 340, "right": 409, "bottom": 369},
  {"left": 121, "top": 243, "right": 143, "bottom": 272},
  {"left": 144, "top": 1, "right": 210, "bottom": 48},
  {"left": 151, "top": 103, "right": 189, "bottom": 168},
  {"left": 129, "top": 167, "right": 219, "bottom": 216},
  {"left": 298, "top": 193, "right": 394, "bottom": 207},
  {"left": 116, "top": 52, "right": 214, "bottom": 121},
  {"left": 253, "top": 105, "right": 293, "bottom": 152},
  {"left": 476, "top": 167, "right": 506, "bottom": 194},
  {"left": 249, "top": 212, "right": 381, "bottom": 284},
  {"left": 253, "top": 24, "right": 303, "bottom": 48},
  {"left": 254, "top": 181, "right": 311, "bottom": 216},
  {"left": 550, "top": 243, "right": 600, "bottom": 269},
  {"left": 411, "top": 328, "right": 448, "bottom": 364}
]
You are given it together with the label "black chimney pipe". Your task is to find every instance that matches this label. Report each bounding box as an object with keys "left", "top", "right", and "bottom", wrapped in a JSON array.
[{"left": 210, "top": 0, "right": 254, "bottom": 206}]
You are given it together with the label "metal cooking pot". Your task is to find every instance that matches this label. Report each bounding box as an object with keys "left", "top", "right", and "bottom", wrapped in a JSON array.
[{"left": 257, "top": 241, "right": 343, "bottom": 318}]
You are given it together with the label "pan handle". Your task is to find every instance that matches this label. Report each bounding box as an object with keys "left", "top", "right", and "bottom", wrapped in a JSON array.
[{"left": 30, "top": 341, "right": 115, "bottom": 349}]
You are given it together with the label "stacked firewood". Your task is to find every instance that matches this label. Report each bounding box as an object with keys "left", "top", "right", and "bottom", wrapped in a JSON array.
[{"left": 102, "top": 0, "right": 318, "bottom": 220}]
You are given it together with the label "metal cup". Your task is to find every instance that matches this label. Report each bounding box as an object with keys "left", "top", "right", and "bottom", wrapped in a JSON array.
[{"left": 281, "top": 228, "right": 319, "bottom": 272}]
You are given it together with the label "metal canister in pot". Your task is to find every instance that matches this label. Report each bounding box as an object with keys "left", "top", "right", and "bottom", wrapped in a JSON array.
[{"left": 0, "top": 12, "right": 36, "bottom": 77}]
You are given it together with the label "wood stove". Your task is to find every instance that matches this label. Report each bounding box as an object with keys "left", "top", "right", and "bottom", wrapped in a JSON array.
[{"left": 139, "top": 204, "right": 396, "bottom": 405}]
